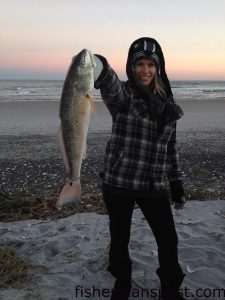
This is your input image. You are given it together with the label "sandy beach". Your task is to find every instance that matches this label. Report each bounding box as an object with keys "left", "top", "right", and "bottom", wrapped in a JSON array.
[
  {"left": 1, "top": 99, "right": 225, "bottom": 135},
  {"left": 0, "top": 98, "right": 225, "bottom": 299}
]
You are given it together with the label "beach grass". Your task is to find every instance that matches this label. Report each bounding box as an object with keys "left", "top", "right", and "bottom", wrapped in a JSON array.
[
  {"left": 0, "top": 186, "right": 27, "bottom": 211},
  {"left": 0, "top": 246, "right": 30, "bottom": 288},
  {"left": 0, "top": 179, "right": 107, "bottom": 222}
]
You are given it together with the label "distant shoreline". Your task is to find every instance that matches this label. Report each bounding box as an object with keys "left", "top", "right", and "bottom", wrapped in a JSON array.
[{"left": 1, "top": 80, "right": 225, "bottom": 103}]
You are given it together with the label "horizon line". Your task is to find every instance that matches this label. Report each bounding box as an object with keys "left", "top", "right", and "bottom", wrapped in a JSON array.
[{"left": 0, "top": 78, "right": 225, "bottom": 82}]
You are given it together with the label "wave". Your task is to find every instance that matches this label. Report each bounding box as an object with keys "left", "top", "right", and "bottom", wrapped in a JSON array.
[{"left": 0, "top": 80, "right": 224, "bottom": 102}]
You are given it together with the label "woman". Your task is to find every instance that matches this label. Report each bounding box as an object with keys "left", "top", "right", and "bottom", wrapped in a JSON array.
[{"left": 93, "top": 37, "right": 186, "bottom": 300}]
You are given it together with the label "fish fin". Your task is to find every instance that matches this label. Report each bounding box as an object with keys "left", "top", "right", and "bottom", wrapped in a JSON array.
[
  {"left": 57, "top": 125, "right": 70, "bottom": 174},
  {"left": 82, "top": 143, "right": 87, "bottom": 160},
  {"left": 56, "top": 180, "right": 81, "bottom": 208},
  {"left": 85, "top": 94, "right": 96, "bottom": 113}
]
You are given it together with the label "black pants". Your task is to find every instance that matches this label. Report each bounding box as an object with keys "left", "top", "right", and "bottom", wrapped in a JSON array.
[{"left": 103, "top": 185, "right": 185, "bottom": 288}]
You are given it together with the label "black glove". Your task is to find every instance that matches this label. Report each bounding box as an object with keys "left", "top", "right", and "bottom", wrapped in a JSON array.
[{"left": 170, "top": 180, "right": 186, "bottom": 210}]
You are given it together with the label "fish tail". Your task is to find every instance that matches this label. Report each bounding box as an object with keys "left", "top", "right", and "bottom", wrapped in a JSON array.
[
  {"left": 56, "top": 179, "right": 81, "bottom": 208},
  {"left": 57, "top": 125, "right": 70, "bottom": 174}
]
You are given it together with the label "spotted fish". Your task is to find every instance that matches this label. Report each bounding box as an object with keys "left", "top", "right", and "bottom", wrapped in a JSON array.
[{"left": 56, "top": 49, "right": 96, "bottom": 208}]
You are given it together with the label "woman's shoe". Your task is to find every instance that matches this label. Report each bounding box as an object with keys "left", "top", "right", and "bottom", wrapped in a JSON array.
[
  {"left": 161, "top": 285, "right": 186, "bottom": 300},
  {"left": 110, "top": 280, "right": 131, "bottom": 300}
]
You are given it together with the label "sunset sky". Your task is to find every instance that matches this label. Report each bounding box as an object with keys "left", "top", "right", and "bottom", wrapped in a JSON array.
[{"left": 1, "top": 0, "right": 225, "bottom": 80}]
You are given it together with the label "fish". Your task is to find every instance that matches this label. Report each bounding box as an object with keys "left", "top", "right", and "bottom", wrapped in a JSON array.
[{"left": 56, "top": 49, "right": 96, "bottom": 208}]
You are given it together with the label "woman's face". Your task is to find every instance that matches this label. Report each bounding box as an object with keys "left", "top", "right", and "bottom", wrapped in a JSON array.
[{"left": 133, "top": 58, "right": 157, "bottom": 86}]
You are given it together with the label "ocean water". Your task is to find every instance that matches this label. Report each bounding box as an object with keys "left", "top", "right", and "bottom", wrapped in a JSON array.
[{"left": 0, "top": 80, "right": 224, "bottom": 102}]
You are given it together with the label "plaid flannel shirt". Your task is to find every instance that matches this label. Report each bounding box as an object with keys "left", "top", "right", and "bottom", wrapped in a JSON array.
[{"left": 95, "top": 65, "right": 183, "bottom": 191}]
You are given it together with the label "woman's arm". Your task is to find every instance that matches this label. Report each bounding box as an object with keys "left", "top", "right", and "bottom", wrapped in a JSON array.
[
  {"left": 167, "top": 124, "right": 183, "bottom": 182},
  {"left": 94, "top": 54, "right": 130, "bottom": 116},
  {"left": 167, "top": 124, "right": 186, "bottom": 209}
]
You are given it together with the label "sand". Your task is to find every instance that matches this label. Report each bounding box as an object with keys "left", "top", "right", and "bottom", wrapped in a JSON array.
[
  {"left": 1, "top": 99, "right": 225, "bottom": 136},
  {"left": 0, "top": 201, "right": 225, "bottom": 300},
  {"left": 0, "top": 101, "right": 111, "bottom": 135},
  {"left": 0, "top": 98, "right": 225, "bottom": 299}
]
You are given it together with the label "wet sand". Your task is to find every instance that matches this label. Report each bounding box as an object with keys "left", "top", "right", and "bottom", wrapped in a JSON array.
[{"left": 0, "top": 99, "right": 225, "bottom": 135}]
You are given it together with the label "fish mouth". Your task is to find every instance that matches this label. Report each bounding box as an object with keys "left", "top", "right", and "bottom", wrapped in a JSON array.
[{"left": 77, "top": 49, "right": 96, "bottom": 69}]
